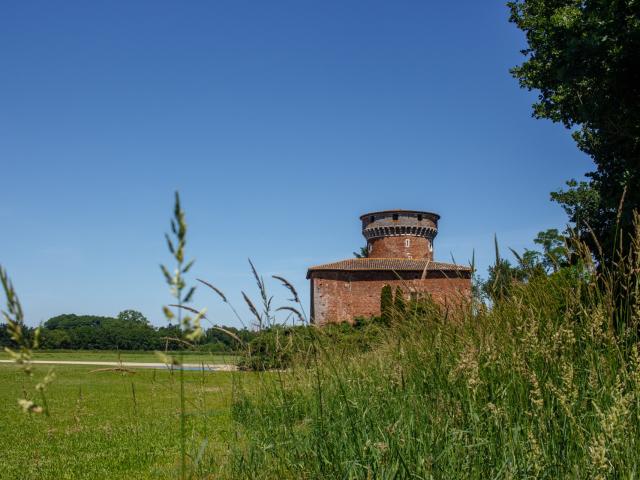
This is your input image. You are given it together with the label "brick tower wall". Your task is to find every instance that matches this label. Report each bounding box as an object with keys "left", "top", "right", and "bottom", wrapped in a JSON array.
[
  {"left": 368, "top": 236, "right": 432, "bottom": 259},
  {"left": 310, "top": 270, "right": 471, "bottom": 325},
  {"left": 362, "top": 211, "right": 438, "bottom": 261}
]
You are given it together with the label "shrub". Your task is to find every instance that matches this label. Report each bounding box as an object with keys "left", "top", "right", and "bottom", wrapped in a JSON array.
[{"left": 237, "top": 319, "right": 387, "bottom": 371}]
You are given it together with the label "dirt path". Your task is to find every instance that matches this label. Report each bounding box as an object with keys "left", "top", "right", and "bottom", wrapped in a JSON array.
[{"left": 0, "top": 359, "right": 238, "bottom": 371}]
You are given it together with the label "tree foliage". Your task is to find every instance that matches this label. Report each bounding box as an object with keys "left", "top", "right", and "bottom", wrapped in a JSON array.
[
  {"left": 532, "top": 228, "right": 570, "bottom": 272},
  {"left": 483, "top": 259, "right": 524, "bottom": 303},
  {"left": 509, "top": 0, "right": 640, "bottom": 260},
  {"left": 380, "top": 285, "right": 393, "bottom": 324},
  {"left": 483, "top": 230, "right": 571, "bottom": 303},
  {"left": 1, "top": 310, "right": 254, "bottom": 352},
  {"left": 116, "top": 309, "right": 150, "bottom": 325},
  {"left": 394, "top": 286, "right": 406, "bottom": 316}
]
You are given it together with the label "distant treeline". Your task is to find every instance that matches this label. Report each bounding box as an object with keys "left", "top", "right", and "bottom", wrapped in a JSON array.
[{"left": 0, "top": 309, "right": 255, "bottom": 351}]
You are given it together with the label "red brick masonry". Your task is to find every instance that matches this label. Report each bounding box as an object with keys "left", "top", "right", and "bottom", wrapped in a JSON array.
[
  {"left": 368, "top": 235, "right": 432, "bottom": 259},
  {"left": 307, "top": 210, "right": 471, "bottom": 325},
  {"left": 307, "top": 259, "right": 471, "bottom": 325}
]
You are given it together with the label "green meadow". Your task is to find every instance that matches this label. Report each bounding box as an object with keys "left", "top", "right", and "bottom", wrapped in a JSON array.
[
  {"left": 3, "top": 215, "right": 640, "bottom": 478},
  {"left": 0, "top": 350, "right": 239, "bottom": 365},
  {"left": 6, "top": 246, "right": 640, "bottom": 480},
  {"left": 0, "top": 365, "right": 238, "bottom": 480},
  {"left": 3, "top": 234, "right": 640, "bottom": 479}
]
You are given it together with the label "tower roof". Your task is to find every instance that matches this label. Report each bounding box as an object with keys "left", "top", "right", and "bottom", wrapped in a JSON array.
[
  {"left": 306, "top": 258, "right": 470, "bottom": 278},
  {"left": 359, "top": 210, "right": 440, "bottom": 221},
  {"left": 361, "top": 209, "right": 439, "bottom": 248}
]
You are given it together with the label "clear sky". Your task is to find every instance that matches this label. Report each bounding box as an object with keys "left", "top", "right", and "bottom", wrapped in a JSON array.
[{"left": 1, "top": 1, "right": 592, "bottom": 328}]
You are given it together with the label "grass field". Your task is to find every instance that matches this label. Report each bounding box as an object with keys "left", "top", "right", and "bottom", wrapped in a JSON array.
[
  {"left": 0, "top": 349, "right": 240, "bottom": 364},
  {"left": 2, "top": 229, "right": 640, "bottom": 478},
  {"left": 221, "top": 259, "right": 640, "bottom": 478},
  {"left": 0, "top": 364, "right": 239, "bottom": 480}
]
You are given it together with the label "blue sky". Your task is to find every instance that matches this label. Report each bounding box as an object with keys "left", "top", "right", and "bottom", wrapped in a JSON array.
[{"left": 1, "top": 1, "right": 592, "bottom": 327}]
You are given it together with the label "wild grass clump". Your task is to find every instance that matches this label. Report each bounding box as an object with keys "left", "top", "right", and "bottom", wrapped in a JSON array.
[
  {"left": 3, "top": 191, "right": 638, "bottom": 478},
  {"left": 1, "top": 265, "right": 55, "bottom": 415},
  {"left": 224, "top": 224, "right": 640, "bottom": 478},
  {"left": 237, "top": 319, "right": 386, "bottom": 371}
]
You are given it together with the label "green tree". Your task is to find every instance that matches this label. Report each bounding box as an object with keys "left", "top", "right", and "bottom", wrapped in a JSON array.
[
  {"left": 353, "top": 246, "right": 369, "bottom": 258},
  {"left": 483, "top": 259, "right": 522, "bottom": 303},
  {"left": 40, "top": 329, "right": 72, "bottom": 349},
  {"left": 380, "top": 285, "right": 393, "bottom": 324},
  {"left": 533, "top": 228, "right": 569, "bottom": 272},
  {"left": 550, "top": 180, "right": 601, "bottom": 233},
  {"left": 393, "top": 286, "right": 406, "bottom": 317},
  {"left": 484, "top": 236, "right": 528, "bottom": 303},
  {"left": 486, "top": 230, "right": 572, "bottom": 303},
  {"left": 44, "top": 314, "right": 106, "bottom": 330},
  {"left": 116, "top": 310, "right": 149, "bottom": 326},
  {"left": 509, "top": 0, "right": 640, "bottom": 261}
]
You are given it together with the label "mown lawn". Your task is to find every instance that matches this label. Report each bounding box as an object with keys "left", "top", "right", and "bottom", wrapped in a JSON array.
[
  {"left": 0, "top": 364, "right": 238, "bottom": 480},
  {"left": 0, "top": 349, "right": 239, "bottom": 364}
]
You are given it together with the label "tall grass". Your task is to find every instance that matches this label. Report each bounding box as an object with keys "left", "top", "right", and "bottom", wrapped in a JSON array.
[
  {"left": 3, "top": 196, "right": 639, "bottom": 478},
  {"left": 222, "top": 220, "right": 640, "bottom": 479},
  {"left": 1, "top": 265, "right": 55, "bottom": 416},
  {"left": 159, "top": 191, "right": 211, "bottom": 480}
]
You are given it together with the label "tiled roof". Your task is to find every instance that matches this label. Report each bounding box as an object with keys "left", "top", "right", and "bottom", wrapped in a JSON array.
[{"left": 307, "top": 258, "right": 471, "bottom": 277}]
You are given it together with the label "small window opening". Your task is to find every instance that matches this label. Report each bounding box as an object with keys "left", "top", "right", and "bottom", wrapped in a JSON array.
[
  {"left": 369, "top": 216, "right": 374, "bottom": 222},
  {"left": 392, "top": 214, "right": 398, "bottom": 221},
  {"left": 405, "top": 238, "right": 411, "bottom": 247},
  {"left": 417, "top": 214, "right": 423, "bottom": 221}
]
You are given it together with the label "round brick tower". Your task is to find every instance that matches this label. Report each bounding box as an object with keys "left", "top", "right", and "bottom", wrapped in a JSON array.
[{"left": 360, "top": 210, "right": 439, "bottom": 260}]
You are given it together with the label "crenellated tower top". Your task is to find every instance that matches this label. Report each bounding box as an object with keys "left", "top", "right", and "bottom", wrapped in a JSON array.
[{"left": 360, "top": 210, "right": 439, "bottom": 260}]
